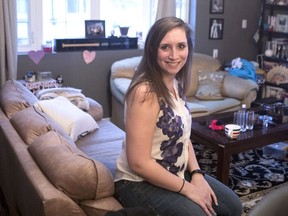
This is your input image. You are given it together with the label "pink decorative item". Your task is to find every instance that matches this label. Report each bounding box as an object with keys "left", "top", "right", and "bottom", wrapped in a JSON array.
[
  {"left": 43, "top": 46, "right": 52, "bottom": 53},
  {"left": 209, "top": 119, "right": 225, "bottom": 131},
  {"left": 28, "top": 50, "right": 45, "bottom": 65},
  {"left": 83, "top": 50, "right": 96, "bottom": 64}
]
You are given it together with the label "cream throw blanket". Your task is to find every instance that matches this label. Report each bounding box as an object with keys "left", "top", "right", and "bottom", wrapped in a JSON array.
[{"left": 35, "top": 87, "right": 89, "bottom": 111}]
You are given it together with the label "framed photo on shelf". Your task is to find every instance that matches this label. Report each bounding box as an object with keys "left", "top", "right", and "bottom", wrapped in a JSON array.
[
  {"left": 265, "top": 85, "right": 285, "bottom": 99},
  {"left": 210, "top": 0, "right": 224, "bottom": 14},
  {"left": 265, "top": 0, "right": 276, "bottom": 4},
  {"left": 275, "top": 14, "right": 288, "bottom": 33},
  {"left": 85, "top": 20, "right": 106, "bottom": 38},
  {"left": 209, "top": 18, "right": 224, "bottom": 40},
  {"left": 276, "top": 0, "right": 288, "bottom": 5}
]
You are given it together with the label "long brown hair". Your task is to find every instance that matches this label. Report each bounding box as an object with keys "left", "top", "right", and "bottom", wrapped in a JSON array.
[{"left": 126, "top": 17, "right": 193, "bottom": 107}]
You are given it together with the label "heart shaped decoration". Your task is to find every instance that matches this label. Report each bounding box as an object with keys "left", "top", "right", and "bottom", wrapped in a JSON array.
[
  {"left": 28, "top": 50, "right": 45, "bottom": 65},
  {"left": 83, "top": 50, "right": 96, "bottom": 64}
]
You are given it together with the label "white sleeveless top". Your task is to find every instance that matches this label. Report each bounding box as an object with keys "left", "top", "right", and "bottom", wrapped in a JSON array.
[{"left": 115, "top": 79, "right": 192, "bottom": 182}]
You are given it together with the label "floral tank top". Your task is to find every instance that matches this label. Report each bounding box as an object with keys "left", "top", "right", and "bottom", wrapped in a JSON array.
[{"left": 114, "top": 79, "right": 192, "bottom": 181}]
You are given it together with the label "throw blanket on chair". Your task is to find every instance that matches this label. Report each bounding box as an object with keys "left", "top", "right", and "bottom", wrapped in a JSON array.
[
  {"left": 228, "top": 57, "right": 256, "bottom": 81},
  {"left": 35, "top": 87, "right": 90, "bottom": 111}
]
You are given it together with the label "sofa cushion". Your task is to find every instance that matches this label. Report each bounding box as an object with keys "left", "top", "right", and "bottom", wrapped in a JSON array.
[
  {"left": 111, "top": 56, "right": 141, "bottom": 79},
  {"left": 10, "top": 106, "right": 75, "bottom": 146},
  {"left": 195, "top": 71, "right": 225, "bottom": 100},
  {"left": 76, "top": 119, "right": 125, "bottom": 176},
  {"left": 34, "top": 96, "right": 99, "bottom": 141},
  {"left": 0, "top": 79, "right": 39, "bottom": 118},
  {"left": 186, "top": 101, "right": 208, "bottom": 113},
  {"left": 188, "top": 97, "right": 241, "bottom": 115},
  {"left": 28, "top": 131, "right": 115, "bottom": 202},
  {"left": 186, "top": 53, "right": 221, "bottom": 97},
  {"left": 10, "top": 107, "right": 51, "bottom": 145}
]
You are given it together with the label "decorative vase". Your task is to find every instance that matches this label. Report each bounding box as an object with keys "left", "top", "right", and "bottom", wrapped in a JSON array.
[{"left": 119, "top": 27, "right": 129, "bottom": 37}]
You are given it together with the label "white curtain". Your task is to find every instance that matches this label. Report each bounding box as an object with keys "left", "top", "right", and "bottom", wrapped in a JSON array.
[
  {"left": 0, "top": 0, "right": 17, "bottom": 86},
  {"left": 155, "top": 0, "right": 176, "bottom": 21}
]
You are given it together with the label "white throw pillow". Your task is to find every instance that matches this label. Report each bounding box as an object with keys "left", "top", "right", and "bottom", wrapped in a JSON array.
[
  {"left": 195, "top": 71, "right": 225, "bottom": 100},
  {"left": 34, "top": 96, "right": 98, "bottom": 141}
]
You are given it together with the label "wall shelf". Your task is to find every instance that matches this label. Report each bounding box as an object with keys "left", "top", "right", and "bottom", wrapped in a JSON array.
[
  {"left": 258, "top": 0, "right": 288, "bottom": 55},
  {"left": 54, "top": 37, "right": 138, "bottom": 52},
  {"left": 258, "top": 0, "right": 288, "bottom": 100}
]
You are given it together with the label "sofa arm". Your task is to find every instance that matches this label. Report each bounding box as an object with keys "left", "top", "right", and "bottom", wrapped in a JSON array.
[
  {"left": 221, "top": 75, "right": 259, "bottom": 108},
  {"left": 86, "top": 97, "right": 103, "bottom": 121}
]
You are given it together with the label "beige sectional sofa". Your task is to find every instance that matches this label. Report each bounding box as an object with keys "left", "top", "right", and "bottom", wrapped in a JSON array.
[
  {"left": 0, "top": 80, "right": 124, "bottom": 216},
  {"left": 110, "top": 53, "right": 259, "bottom": 130}
]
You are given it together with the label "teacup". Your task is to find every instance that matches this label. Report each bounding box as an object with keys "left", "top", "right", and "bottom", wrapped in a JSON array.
[{"left": 225, "top": 124, "right": 241, "bottom": 139}]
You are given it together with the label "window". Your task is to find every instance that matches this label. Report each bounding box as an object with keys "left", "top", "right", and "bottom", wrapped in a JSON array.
[
  {"left": 16, "top": 0, "right": 188, "bottom": 53},
  {"left": 17, "top": 0, "right": 31, "bottom": 49}
]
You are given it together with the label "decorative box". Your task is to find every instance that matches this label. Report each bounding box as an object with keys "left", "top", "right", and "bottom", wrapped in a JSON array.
[
  {"left": 263, "top": 142, "right": 288, "bottom": 160},
  {"left": 36, "top": 71, "right": 53, "bottom": 81},
  {"left": 19, "top": 79, "right": 58, "bottom": 94}
]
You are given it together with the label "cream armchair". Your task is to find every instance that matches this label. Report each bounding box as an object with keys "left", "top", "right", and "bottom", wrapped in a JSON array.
[{"left": 110, "top": 53, "right": 259, "bottom": 130}]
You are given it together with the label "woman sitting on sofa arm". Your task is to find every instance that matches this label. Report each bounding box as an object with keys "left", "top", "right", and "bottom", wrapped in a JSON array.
[{"left": 113, "top": 16, "right": 242, "bottom": 216}]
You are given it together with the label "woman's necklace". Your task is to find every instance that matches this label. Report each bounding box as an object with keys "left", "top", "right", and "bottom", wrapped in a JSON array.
[
  {"left": 164, "top": 80, "right": 177, "bottom": 99},
  {"left": 167, "top": 86, "right": 177, "bottom": 99}
]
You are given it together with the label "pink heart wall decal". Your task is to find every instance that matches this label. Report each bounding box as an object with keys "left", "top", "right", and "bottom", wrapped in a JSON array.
[
  {"left": 28, "top": 50, "right": 45, "bottom": 65},
  {"left": 83, "top": 50, "right": 96, "bottom": 64}
]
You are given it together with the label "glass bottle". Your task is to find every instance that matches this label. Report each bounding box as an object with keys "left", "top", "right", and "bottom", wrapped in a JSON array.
[{"left": 240, "top": 104, "right": 247, "bottom": 132}]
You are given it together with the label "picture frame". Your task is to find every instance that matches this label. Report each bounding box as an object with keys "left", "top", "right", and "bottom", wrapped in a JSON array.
[
  {"left": 85, "top": 20, "right": 106, "bottom": 38},
  {"left": 265, "top": 85, "right": 285, "bottom": 99},
  {"left": 209, "top": 18, "right": 224, "bottom": 40},
  {"left": 210, "top": 0, "right": 224, "bottom": 14},
  {"left": 265, "top": 0, "right": 276, "bottom": 4},
  {"left": 276, "top": 0, "right": 288, "bottom": 5},
  {"left": 275, "top": 14, "right": 288, "bottom": 33}
]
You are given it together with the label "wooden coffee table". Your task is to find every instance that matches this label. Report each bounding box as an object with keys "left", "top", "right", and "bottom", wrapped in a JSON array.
[{"left": 191, "top": 108, "right": 288, "bottom": 185}]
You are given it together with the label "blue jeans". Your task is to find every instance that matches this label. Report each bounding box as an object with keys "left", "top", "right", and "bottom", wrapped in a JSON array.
[{"left": 114, "top": 173, "right": 243, "bottom": 216}]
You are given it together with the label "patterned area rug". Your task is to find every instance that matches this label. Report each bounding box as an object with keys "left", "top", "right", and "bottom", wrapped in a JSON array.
[{"left": 193, "top": 143, "right": 288, "bottom": 215}]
